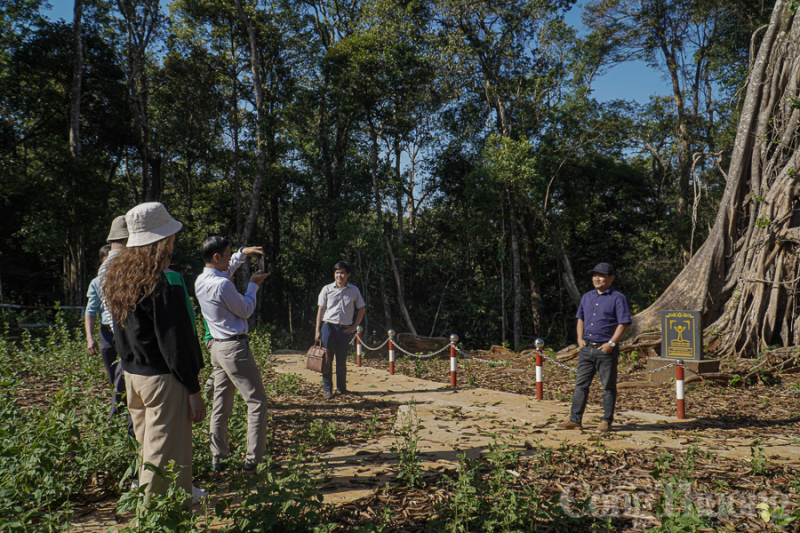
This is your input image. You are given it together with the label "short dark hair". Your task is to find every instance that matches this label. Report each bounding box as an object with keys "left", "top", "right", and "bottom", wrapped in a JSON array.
[
  {"left": 99, "top": 244, "right": 111, "bottom": 261},
  {"left": 202, "top": 236, "right": 231, "bottom": 264},
  {"left": 334, "top": 261, "right": 352, "bottom": 274}
]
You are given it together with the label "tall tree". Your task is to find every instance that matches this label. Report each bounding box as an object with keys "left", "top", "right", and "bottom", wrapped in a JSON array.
[
  {"left": 437, "top": 0, "right": 577, "bottom": 346},
  {"left": 116, "top": 0, "right": 163, "bottom": 201},
  {"left": 633, "top": 0, "right": 800, "bottom": 357},
  {"left": 583, "top": 0, "right": 768, "bottom": 264},
  {"left": 69, "top": 0, "right": 82, "bottom": 159}
]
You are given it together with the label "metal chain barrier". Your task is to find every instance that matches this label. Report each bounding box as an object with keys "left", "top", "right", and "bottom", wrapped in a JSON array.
[
  {"left": 539, "top": 352, "right": 578, "bottom": 374},
  {"left": 355, "top": 334, "right": 389, "bottom": 351},
  {"left": 675, "top": 361, "right": 702, "bottom": 378},
  {"left": 392, "top": 341, "right": 452, "bottom": 358},
  {"left": 454, "top": 346, "right": 507, "bottom": 364},
  {"left": 640, "top": 362, "right": 677, "bottom": 377}
]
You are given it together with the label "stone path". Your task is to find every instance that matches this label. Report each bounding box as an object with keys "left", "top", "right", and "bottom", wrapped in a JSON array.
[
  {"left": 270, "top": 351, "right": 800, "bottom": 504},
  {"left": 70, "top": 351, "right": 800, "bottom": 530}
]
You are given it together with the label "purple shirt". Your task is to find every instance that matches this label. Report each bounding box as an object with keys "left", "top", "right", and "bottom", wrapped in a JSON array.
[{"left": 576, "top": 287, "right": 631, "bottom": 342}]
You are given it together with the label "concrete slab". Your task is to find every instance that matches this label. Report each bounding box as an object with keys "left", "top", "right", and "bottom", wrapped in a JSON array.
[{"left": 645, "top": 357, "right": 720, "bottom": 382}]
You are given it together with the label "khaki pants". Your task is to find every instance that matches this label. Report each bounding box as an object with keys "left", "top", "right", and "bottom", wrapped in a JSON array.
[
  {"left": 125, "top": 372, "right": 192, "bottom": 498},
  {"left": 209, "top": 338, "right": 268, "bottom": 464}
]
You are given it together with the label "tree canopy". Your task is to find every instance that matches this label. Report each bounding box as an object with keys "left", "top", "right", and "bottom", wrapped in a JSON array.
[{"left": 0, "top": 0, "right": 778, "bottom": 351}]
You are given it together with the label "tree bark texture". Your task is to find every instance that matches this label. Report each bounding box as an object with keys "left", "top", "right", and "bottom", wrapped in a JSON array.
[
  {"left": 521, "top": 210, "right": 542, "bottom": 335},
  {"left": 233, "top": 0, "right": 266, "bottom": 248},
  {"left": 507, "top": 192, "right": 522, "bottom": 348},
  {"left": 633, "top": 0, "right": 800, "bottom": 357},
  {"left": 65, "top": 0, "right": 85, "bottom": 305},
  {"left": 69, "top": 0, "right": 82, "bottom": 159},
  {"left": 233, "top": 0, "right": 268, "bottom": 314}
]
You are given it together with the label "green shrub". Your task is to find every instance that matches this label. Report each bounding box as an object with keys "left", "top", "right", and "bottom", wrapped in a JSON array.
[
  {"left": 116, "top": 461, "right": 207, "bottom": 532},
  {"left": 215, "top": 452, "right": 334, "bottom": 532},
  {"left": 305, "top": 420, "right": 339, "bottom": 447}
]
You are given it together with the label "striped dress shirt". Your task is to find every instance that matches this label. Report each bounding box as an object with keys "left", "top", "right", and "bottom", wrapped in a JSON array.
[{"left": 318, "top": 282, "right": 365, "bottom": 325}]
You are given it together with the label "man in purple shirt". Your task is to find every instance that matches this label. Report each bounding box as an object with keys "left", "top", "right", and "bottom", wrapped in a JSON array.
[{"left": 558, "top": 262, "right": 631, "bottom": 433}]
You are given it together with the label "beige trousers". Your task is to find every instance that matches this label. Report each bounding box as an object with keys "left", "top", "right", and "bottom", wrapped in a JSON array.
[
  {"left": 209, "top": 338, "right": 268, "bottom": 464},
  {"left": 125, "top": 372, "right": 192, "bottom": 498}
]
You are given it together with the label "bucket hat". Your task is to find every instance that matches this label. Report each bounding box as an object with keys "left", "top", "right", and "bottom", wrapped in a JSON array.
[
  {"left": 125, "top": 202, "right": 183, "bottom": 247},
  {"left": 588, "top": 262, "right": 615, "bottom": 275},
  {"left": 106, "top": 216, "right": 129, "bottom": 243}
]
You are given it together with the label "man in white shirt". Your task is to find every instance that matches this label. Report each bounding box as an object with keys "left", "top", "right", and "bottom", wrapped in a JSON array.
[
  {"left": 195, "top": 236, "right": 269, "bottom": 473},
  {"left": 315, "top": 261, "right": 366, "bottom": 399}
]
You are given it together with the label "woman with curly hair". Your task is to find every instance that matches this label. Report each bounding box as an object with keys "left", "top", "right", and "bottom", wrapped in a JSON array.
[{"left": 104, "top": 202, "right": 205, "bottom": 499}]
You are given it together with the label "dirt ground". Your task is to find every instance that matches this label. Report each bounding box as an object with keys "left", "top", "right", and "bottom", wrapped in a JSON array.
[{"left": 66, "top": 348, "right": 800, "bottom": 531}]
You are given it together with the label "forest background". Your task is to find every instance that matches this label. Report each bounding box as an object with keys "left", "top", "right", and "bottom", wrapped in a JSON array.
[{"left": 0, "top": 0, "right": 776, "bottom": 350}]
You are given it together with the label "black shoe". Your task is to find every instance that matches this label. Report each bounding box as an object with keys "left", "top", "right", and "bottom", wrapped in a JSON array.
[
  {"left": 212, "top": 457, "right": 227, "bottom": 473},
  {"left": 243, "top": 462, "right": 258, "bottom": 474},
  {"left": 323, "top": 391, "right": 333, "bottom": 399}
]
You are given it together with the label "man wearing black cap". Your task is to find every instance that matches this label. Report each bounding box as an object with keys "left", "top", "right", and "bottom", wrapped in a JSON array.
[{"left": 558, "top": 262, "right": 631, "bottom": 433}]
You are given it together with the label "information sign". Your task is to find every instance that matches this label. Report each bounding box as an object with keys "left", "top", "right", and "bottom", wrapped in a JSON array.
[{"left": 660, "top": 310, "right": 703, "bottom": 360}]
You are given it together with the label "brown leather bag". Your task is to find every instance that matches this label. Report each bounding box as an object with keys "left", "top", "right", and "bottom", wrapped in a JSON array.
[{"left": 306, "top": 341, "right": 331, "bottom": 373}]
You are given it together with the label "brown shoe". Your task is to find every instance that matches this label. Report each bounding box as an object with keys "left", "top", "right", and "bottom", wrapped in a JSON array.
[
  {"left": 323, "top": 391, "right": 333, "bottom": 400},
  {"left": 597, "top": 421, "right": 612, "bottom": 433},
  {"left": 557, "top": 421, "right": 582, "bottom": 430}
]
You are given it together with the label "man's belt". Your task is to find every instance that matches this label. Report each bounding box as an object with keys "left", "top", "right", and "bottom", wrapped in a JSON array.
[
  {"left": 100, "top": 324, "right": 112, "bottom": 331},
  {"left": 213, "top": 333, "right": 248, "bottom": 342},
  {"left": 586, "top": 341, "right": 608, "bottom": 347},
  {"left": 324, "top": 322, "right": 352, "bottom": 327}
]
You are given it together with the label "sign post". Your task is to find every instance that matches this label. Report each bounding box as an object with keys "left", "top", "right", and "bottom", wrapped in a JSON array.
[{"left": 644, "top": 310, "right": 720, "bottom": 382}]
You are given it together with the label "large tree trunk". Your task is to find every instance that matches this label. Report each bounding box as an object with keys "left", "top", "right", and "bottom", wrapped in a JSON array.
[{"left": 633, "top": 0, "right": 798, "bottom": 358}]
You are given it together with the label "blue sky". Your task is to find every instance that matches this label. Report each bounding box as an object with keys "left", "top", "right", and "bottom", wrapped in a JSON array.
[{"left": 45, "top": 0, "right": 671, "bottom": 104}]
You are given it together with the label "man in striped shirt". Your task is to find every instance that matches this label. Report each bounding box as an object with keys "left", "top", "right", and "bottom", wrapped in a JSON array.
[{"left": 315, "top": 261, "right": 366, "bottom": 399}]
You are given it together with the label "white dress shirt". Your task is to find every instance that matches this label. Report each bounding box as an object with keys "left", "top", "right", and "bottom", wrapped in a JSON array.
[{"left": 195, "top": 250, "right": 259, "bottom": 339}]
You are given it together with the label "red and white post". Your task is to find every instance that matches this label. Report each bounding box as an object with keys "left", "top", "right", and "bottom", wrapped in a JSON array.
[
  {"left": 356, "top": 325, "right": 363, "bottom": 367},
  {"left": 676, "top": 360, "right": 685, "bottom": 419},
  {"left": 450, "top": 334, "right": 458, "bottom": 387},
  {"left": 372, "top": 330, "right": 377, "bottom": 345},
  {"left": 388, "top": 329, "right": 396, "bottom": 375},
  {"left": 535, "top": 338, "right": 544, "bottom": 400}
]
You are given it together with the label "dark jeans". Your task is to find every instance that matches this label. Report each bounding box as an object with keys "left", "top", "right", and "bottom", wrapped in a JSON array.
[
  {"left": 321, "top": 323, "right": 350, "bottom": 393},
  {"left": 99, "top": 326, "right": 134, "bottom": 437},
  {"left": 569, "top": 345, "right": 619, "bottom": 424}
]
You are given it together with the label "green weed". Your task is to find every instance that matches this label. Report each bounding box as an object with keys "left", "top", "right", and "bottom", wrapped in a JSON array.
[
  {"left": 116, "top": 461, "right": 207, "bottom": 532},
  {"left": 749, "top": 439, "right": 771, "bottom": 476},
  {"left": 215, "top": 450, "right": 334, "bottom": 532},
  {"left": 305, "top": 420, "right": 339, "bottom": 447},
  {"left": 268, "top": 373, "right": 302, "bottom": 396},
  {"left": 361, "top": 412, "right": 382, "bottom": 438},
  {"left": 391, "top": 401, "right": 425, "bottom": 488}
]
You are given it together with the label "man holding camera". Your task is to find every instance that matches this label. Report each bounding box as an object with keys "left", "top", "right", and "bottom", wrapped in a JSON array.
[{"left": 195, "top": 237, "right": 269, "bottom": 473}]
